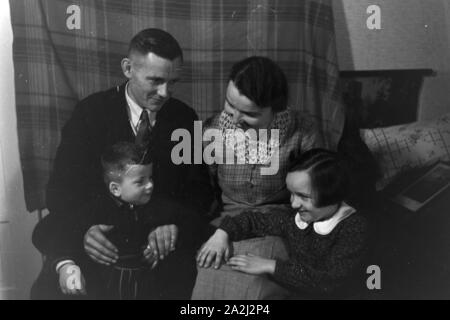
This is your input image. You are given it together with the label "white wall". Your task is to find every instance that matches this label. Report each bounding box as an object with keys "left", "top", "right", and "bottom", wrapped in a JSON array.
[
  {"left": 333, "top": 0, "right": 450, "bottom": 121},
  {"left": 418, "top": 0, "right": 450, "bottom": 120},
  {"left": 0, "top": 0, "right": 41, "bottom": 300}
]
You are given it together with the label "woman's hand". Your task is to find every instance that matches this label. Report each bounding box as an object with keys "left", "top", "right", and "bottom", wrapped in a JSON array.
[
  {"left": 227, "top": 253, "right": 276, "bottom": 275},
  {"left": 197, "top": 229, "right": 231, "bottom": 269}
]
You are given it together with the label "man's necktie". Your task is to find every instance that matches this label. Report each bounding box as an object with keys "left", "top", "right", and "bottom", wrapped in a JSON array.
[{"left": 135, "top": 110, "right": 152, "bottom": 149}]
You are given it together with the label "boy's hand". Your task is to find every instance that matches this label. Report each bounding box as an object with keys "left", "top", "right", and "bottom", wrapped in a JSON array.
[
  {"left": 58, "top": 263, "right": 87, "bottom": 295},
  {"left": 84, "top": 224, "right": 119, "bottom": 265},
  {"left": 227, "top": 254, "right": 276, "bottom": 275},
  {"left": 147, "top": 225, "right": 178, "bottom": 261},
  {"left": 197, "top": 229, "right": 231, "bottom": 269},
  {"left": 143, "top": 245, "right": 159, "bottom": 269}
]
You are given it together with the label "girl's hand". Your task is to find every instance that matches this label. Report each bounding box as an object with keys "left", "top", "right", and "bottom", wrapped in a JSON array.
[
  {"left": 227, "top": 253, "right": 276, "bottom": 275},
  {"left": 196, "top": 229, "right": 231, "bottom": 269},
  {"left": 58, "top": 263, "right": 87, "bottom": 295}
]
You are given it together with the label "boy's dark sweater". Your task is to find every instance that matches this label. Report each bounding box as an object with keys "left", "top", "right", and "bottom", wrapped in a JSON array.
[{"left": 86, "top": 194, "right": 167, "bottom": 268}]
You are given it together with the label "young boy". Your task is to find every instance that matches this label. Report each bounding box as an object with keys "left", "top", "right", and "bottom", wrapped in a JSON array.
[{"left": 54, "top": 141, "right": 196, "bottom": 299}]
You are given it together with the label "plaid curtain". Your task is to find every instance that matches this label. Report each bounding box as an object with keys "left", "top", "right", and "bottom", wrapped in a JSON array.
[{"left": 10, "top": 0, "right": 344, "bottom": 212}]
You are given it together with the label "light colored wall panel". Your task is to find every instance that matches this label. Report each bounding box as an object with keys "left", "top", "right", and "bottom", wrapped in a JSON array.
[
  {"left": 333, "top": 0, "right": 450, "bottom": 120},
  {"left": 0, "top": 0, "right": 41, "bottom": 300}
]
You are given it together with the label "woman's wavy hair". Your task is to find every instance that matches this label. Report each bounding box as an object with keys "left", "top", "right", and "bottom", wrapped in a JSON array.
[{"left": 229, "top": 56, "right": 288, "bottom": 112}]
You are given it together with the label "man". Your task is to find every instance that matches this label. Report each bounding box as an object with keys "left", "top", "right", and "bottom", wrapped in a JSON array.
[{"left": 31, "top": 28, "right": 213, "bottom": 299}]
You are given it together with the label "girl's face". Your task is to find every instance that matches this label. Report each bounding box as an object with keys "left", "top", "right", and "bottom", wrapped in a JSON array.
[
  {"left": 223, "top": 81, "right": 274, "bottom": 130},
  {"left": 286, "top": 170, "right": 339, "bottom": 224}
]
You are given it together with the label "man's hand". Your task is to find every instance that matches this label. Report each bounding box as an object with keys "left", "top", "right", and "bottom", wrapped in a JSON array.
[
  {"left": 146, "top": 225, "right": 178, "bottom": 261},
  {"left": 58, "top": 263, "right": 87, "bottom": 296},
  {"left": 84, "top": 225, "right": 118, "bottom": 265},
  {"left": 227, "top": 253, "right": 276, "bottom": 275},
  {"left": 196, "top": 229, "right": 231, "bottom": 269}
]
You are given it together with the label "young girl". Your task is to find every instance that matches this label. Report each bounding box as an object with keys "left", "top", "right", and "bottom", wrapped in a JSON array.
[{"left": 197, "top": 148, "right": 369, "bottom": 298}]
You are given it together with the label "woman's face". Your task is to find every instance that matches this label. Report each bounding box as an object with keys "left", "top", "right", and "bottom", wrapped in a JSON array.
[
  {"left": 286, "top": 170, "right": 339, "bottom": 224},
  {"left": 223, "top": 81, "right": 274, "bottom": 130}
]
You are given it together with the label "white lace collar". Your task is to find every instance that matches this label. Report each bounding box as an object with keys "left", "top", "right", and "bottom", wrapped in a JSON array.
[
  {"left": 217, "top": 109, "right": 292, "bottom": 165},
  {"left": 294, "top": 202, "right": 356, "bottom": 235}
]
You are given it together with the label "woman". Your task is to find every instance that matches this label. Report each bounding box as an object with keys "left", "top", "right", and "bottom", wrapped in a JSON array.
[{"left": 192, "top": 56, "right": 321, "bottom": 299}]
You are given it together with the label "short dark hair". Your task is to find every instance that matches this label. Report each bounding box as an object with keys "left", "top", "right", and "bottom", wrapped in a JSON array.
[
  {"left": 128, "top": 28, "right": 183, "bottom": 61},
  {"left": 101, "top": 142, "right": 152, "bottom": 184},
  {"left": 288, "top": 149, "right": 350, "bottom": 207},
  {"left": 229, "top": 56, "right": 288, "bottom": 112}
]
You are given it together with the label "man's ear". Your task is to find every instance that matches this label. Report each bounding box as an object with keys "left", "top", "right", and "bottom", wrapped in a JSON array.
[
  {"left": 121, "top": 57, "right": 132, "bottom": 79},
  {"left": 109, "top": 181, "right": 121, "bottom": 197}
]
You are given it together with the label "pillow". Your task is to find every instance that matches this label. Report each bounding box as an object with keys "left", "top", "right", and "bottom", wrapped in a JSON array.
[{"left": 361, "top": 113, "right": 450, "bottom": 189}]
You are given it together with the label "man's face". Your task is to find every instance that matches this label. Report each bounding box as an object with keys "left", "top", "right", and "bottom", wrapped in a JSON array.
[
  {"left": 117, "top": 164, "right": 153, "bottom": 206},
  {"left": 122, "top": 52, "right": 182, "bottom": 112}
]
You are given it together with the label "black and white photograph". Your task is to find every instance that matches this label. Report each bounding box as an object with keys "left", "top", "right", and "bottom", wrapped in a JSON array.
[{"left": 0, "top": 0, "right": 449, "bottom": 305}]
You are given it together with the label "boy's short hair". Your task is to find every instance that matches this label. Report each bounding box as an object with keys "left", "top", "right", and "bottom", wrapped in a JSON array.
[
  {"left": 229, "top": 56, "right": 288, "bottom": 112},
  {"left": 128, "top": 28, "right": 183, "bottom": 61},
  {"left": 101, "top": 142, "right": 152, "bottom": 184},
  {"left": 288, "top": 148, "right": 350, "bottom": 207}
]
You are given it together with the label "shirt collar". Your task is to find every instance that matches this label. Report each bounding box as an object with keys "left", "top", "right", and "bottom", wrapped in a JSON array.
[
  {"left": 294, "top": 202, "right": 356, "bottom": 235},
  {"left": 108, "top": 192, "right": 135, "bottom": 211},
  {"left": 125, "top": 82, "right": 144, "bottom": 132}
]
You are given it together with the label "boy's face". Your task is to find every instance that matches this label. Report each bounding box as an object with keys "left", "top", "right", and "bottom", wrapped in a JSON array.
[{"left": 112, "top": 164, "right": 153, "bottom": 206}]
